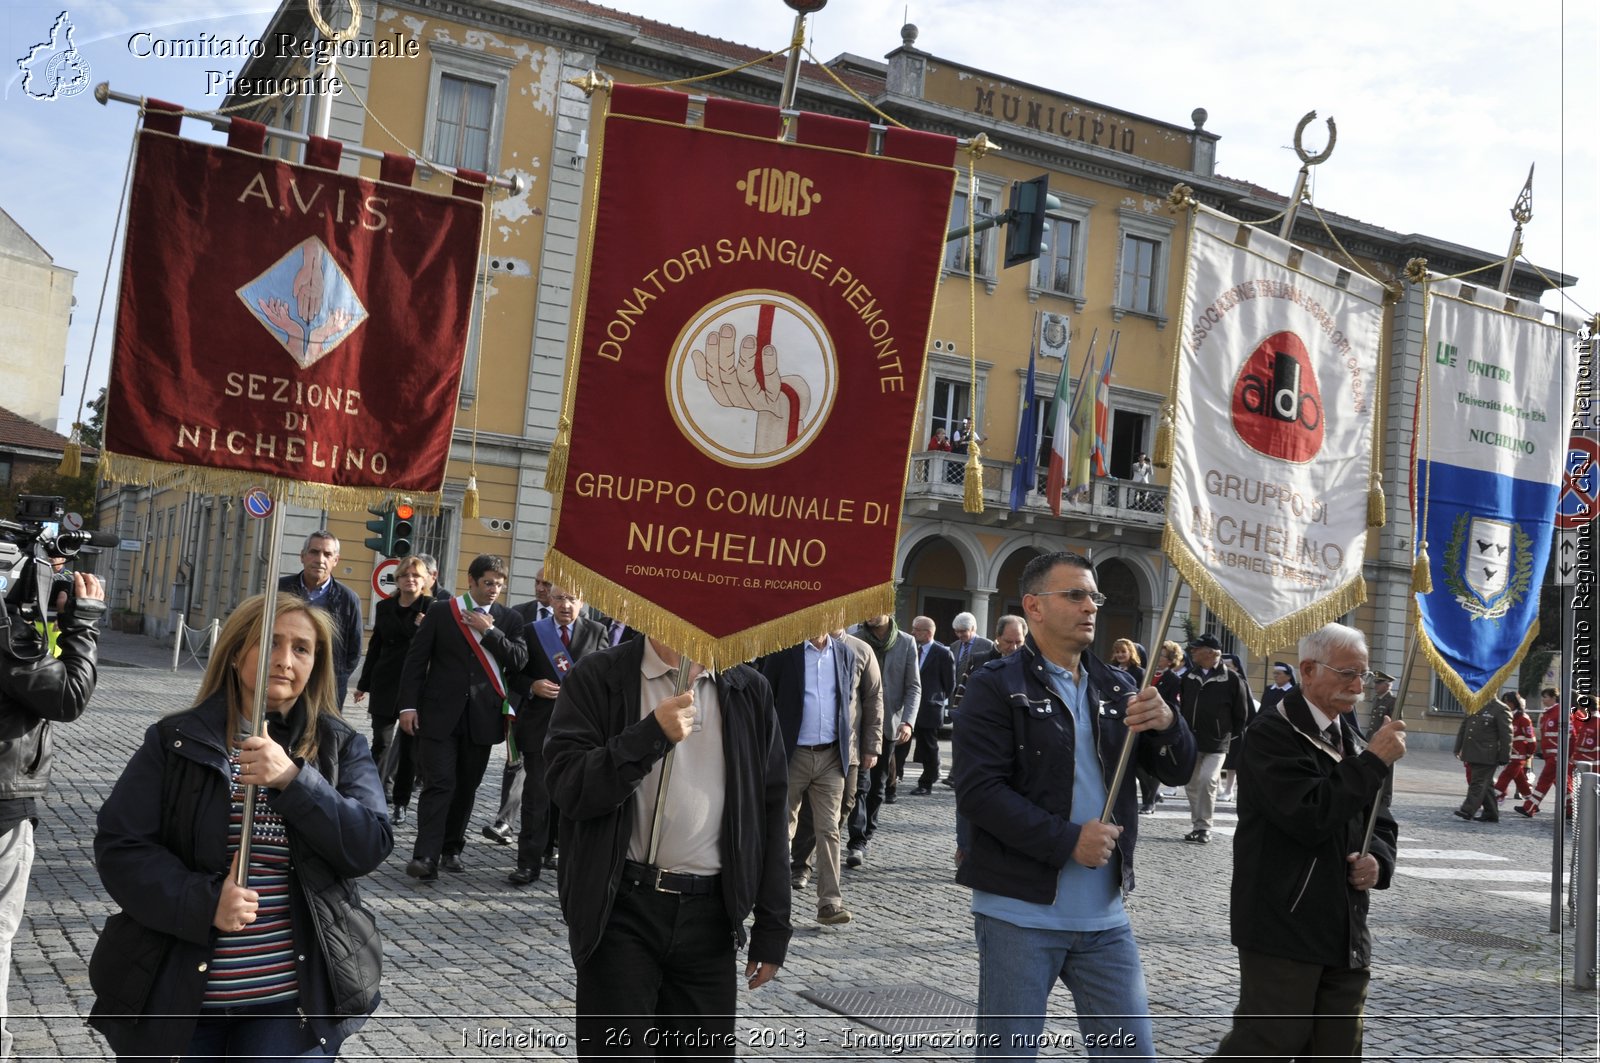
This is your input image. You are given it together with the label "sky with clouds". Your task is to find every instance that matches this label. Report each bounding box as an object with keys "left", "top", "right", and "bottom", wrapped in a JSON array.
[{"left": 3, "top": 0, "right": 1594, "bottom": 432}]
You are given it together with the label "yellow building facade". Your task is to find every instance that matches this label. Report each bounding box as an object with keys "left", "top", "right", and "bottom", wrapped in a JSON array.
[{"left": 97, "top": 1, "right": 1571, "bottom": 745}]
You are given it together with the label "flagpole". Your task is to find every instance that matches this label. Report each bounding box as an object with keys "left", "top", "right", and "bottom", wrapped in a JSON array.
[
  {"left": 1100, "top": 575, "right": 1185, "bottom": 823},
  {"left": 1278, "top": 112, "right": 1336, "bottom": 240},
  {"left": 644, "top": 652, "right": 698, "bottom": 866},
  {"left": 236, "top": 497, "right": 286, "bottom": 887}
]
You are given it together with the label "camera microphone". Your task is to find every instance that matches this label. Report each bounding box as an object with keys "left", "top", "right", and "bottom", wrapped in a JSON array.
[{"left": 56, "top": 530, "right": 120, "bottom": 552}]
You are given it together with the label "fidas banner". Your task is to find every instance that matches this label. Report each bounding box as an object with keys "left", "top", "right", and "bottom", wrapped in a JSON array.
[
  {"left": 103, "top": 123, "right": 484, "bottom": 506},
  {"left": 1414, "top": 279, "right": 1579, "bottom": 710},
  {"left": 1163, "top": 206, "right": 1386, "bottom": 652},
  {"left": 546, "top": 85, "right": 957, "bottom": 667}
]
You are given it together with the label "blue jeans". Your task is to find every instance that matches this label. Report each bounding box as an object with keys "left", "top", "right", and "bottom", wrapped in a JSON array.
[
  {"left": 973, "top": 913, "right": 1156, "bottom": 1060},
  {"left": 183, "top": 1006, "right": 337, "bottom": 1061}
]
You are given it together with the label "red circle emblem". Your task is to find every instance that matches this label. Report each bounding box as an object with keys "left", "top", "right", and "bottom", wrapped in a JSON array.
[{"left": 1230, "top": 331, "right": 1324, "bottom": 463}]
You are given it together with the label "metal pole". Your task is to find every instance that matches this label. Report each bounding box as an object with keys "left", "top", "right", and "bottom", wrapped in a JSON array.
[
  {"left": 1361, "top": 638, "right": 1417, "bottom": 856},
  {"left": 235, "top": 500, "right": 286, "bottom": 887},
  {"left": 171, "top": 621, "right": 182, "bottom": 672},
  {"left": 1575, "top": 772, "right": 1597, "bottom": 989},
  {"left": 776, "top": 8, "right": 810, "bottom": 113},
  {"left": 1497, "top": 165, "right": 1534, "bottom": 293},
  {"left": 1100, "top": 576, "right": 1184, "bottom": 822},
  {"left": 644, "top": 653, "right": 697, "bottom": 866},
  {"left": 1277, "top": 112, "right": 1336, "bottom": 241},
  {"left": 1552, "top": 578, "right": 1575, "bottom": 932}
]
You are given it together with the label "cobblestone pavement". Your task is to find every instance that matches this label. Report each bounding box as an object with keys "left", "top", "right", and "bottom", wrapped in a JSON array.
[{"left": 8, "top": 630, "right": 1598, "bottom": 1059}]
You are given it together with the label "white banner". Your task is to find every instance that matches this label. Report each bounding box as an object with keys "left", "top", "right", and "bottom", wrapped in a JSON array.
[{"left": 1163, "top": 206, "right": 1386, "bottom": 651}]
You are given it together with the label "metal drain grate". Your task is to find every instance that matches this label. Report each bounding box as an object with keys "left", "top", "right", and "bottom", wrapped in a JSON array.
[
  {"left": 1410, "top": 925, "right": 1539, "bottom": 950},
  {"left": 800, "top": 983, "right": 976, "bottom": 1035}
]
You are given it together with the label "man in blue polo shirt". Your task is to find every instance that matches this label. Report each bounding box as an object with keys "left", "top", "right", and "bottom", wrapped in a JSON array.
[{"left": 953, "top": 551, "right": 1195, "bottom": 1059}]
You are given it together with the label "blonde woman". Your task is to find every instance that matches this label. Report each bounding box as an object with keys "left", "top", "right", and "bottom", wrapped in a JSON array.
[{"left": 90, "top": 593, "right": 391, "bottom": 1060}]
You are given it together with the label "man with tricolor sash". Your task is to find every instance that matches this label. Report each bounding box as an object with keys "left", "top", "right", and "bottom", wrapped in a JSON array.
[{"left": 397, "top": 555, "right": 528, "bottom": 881}]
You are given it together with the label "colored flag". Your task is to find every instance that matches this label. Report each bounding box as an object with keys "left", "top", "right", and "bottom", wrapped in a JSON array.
[
  {"left": 1092, "top": 330, "right": 1120, "bottom": 477},
  {"left": 1045, "top": 329, "right": 1088, "bottom": 516},
  {"left": 1162, "top": 205, "right": 1386, "bottom": 652},
  {"left": 545, "top": 84, "right": 958, "bottom": 668},
  {"left": 1065, "top": 329, "right": 1099, "bottom": 502},
  {"left": 1413, "top": 278, "right": 1579, "bottom": 710},
  {"left": 1010, "top": 340, "right": 1039, "bottom": 512}
]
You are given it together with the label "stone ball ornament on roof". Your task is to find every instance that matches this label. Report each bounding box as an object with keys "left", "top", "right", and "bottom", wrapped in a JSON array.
[{"left": 783, "top": 0, "right": 829, "bottom": 12}]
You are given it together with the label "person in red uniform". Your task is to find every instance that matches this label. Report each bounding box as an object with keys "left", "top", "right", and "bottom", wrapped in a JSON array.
[
  {"left": 1570, "top": 697, "right": 1600, "bottom": 815},
  {"left": 1518, "top": 688, "right": 1574, "bottom": 817},
  {"left": 1494, "top": 692, "right": 1537, "bottom": 805}
]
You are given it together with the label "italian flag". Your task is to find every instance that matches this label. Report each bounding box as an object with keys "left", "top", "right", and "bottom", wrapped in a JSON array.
[{"left": 1045, "top": 364, "right": 1073, "bottom": 516}]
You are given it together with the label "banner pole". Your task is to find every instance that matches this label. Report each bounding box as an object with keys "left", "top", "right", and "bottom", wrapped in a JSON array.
[
  {"left": 1360, "top": 637, "right": 1417, "bottom": 857},
  {"left": 1100, "top": 575, "right": 1185, "bottom": 823},
  {"left": 644, "top": 654, "right": 697, "bottom": 866},
  {"left": 236, "top": 499, "right": 286, "bottom": 888}
]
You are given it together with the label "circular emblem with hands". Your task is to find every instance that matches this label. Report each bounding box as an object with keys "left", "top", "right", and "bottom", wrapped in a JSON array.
[{"left": 666, "top": 292, "right": 837, "bottom": 468}]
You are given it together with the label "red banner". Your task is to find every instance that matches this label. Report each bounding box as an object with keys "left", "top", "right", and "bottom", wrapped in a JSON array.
[
  {"left": 103, "top": 128, "right": 484, "bottom": 504},
  {"left": 547, "top": 86, "right": 957, "bottom": 666}
]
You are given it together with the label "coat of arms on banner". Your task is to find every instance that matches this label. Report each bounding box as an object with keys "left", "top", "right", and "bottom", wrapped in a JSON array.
[
  {"left": 1444, "top": 513, "right": 1531, "bottom": 621},
  {"left": 1038, "top": 311, "right": 1070, "bottom": 360}
]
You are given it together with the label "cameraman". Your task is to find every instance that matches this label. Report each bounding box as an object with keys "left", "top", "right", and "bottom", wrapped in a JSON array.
[{"left": 0, "top": 571, "right": 104, "bottom": 1057}]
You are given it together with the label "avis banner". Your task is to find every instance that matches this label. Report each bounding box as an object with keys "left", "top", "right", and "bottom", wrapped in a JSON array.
[
  {"left": 103, "top": 125, "right": 484, "bottom": 506},
  {"left": 1413, "top": 278, "right": 1579, "bottom": 710},
  {"left": 546, "top": 85, "right": 957, "bottom": 667},
  {"left": 1163, "top": 205, "right": 1386, "bottom": 652}
]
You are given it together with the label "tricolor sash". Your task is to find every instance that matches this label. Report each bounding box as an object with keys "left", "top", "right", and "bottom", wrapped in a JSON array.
[
  {"left": 450, "top": 595, "right": 516, "bottom": 756},
  {"left": 531, "top": 617, "right": 575, "bottom": 684}
]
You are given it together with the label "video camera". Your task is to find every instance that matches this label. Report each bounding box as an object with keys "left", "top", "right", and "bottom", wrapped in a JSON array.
[{"left": 1, "top": 495, "right": 114, "bottom": 625}]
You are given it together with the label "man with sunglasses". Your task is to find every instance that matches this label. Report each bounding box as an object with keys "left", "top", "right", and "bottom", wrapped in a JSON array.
[
  {"left": 1213, "top": 622, "right": 1406, "bottom": 1061},
  {"left": 952, "top": 551, "right": 1195, "bottom": 1059}
]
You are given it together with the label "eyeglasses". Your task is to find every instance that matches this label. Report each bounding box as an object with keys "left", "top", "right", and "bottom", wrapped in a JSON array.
[
  {"left": 1028, "top": 589, "right": 1107, "bottom": 606},
  {"left": 1312, "top": 661, "right": 1374, "bottom": 684}
]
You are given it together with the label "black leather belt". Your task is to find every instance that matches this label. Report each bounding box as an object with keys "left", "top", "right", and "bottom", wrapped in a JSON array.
[
  {"left": 799, "top": 742, "right": 834, "bottom": 751},
  {"left": 621, "top": 860, "right": 720, "bottom": 896}
]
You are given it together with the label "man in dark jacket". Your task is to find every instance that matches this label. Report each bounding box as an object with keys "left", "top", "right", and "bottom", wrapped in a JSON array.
[
  {"left": 278, "top": 530, "right": 362, "bottom": 705},
  {"left": 1454, "top": 697, "right": 1512, "bottom": 823},
  {"left": 1177, "top": 633, "right": 1251, "bottom": 843},
  {"left": 910, "top": 615, "right": 955, "bottom": 793},
  {"left": 397, "top": 554, "right": 527, "bottom": 880},
  {"left": 1214, "top": 622, "right": 1406, "bottom": 1061},
  {"left": 952, "top": 551, "right": 1194, "bottom": 1059},
  {"left": 545, "top": 635, "right": 790, "bottom": 1059},
  {"left": 0, "top": 570, "right": 103, "bottom": 1057}
]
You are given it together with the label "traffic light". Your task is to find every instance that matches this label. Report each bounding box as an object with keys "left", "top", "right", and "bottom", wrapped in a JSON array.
[
  {"left": 1004, "top": 174, "right": 1056, "bottom": 269},
  {"left": 364, "top": 503, "right": 393, "bottom": 555},
  {"left": 391, "top": 500, "right": 415, "bottom": 557}
]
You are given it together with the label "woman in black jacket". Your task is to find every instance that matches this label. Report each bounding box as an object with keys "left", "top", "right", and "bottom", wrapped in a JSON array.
[
  {"left": 90, "top": 592, "right": 391, "bottom": 1060},
  {"left": 353, "top": 553, "right": 436, "bottom": 820}
]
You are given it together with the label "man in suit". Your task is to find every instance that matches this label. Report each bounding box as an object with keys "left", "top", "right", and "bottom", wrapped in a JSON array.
[
  {"left": 483, "top": 564, "right": 557, "bottom": 846},
  {"left": 759, "top": 632, "right": 883, "bottom": 925},
  {"left": 948, "top": 612, "right": 994, "bottom": 678},
  {"left": 397, "top": 554, "right": 528, "bottom": 881},
  {"left": 508, "top": 581, "right": 607, "bottom": 884},
  {"left": 911, "top": 615, "right": 956, "bottom": 794},
  {"left": 277, "top": 529, "right": 362, "bottom": 705}
]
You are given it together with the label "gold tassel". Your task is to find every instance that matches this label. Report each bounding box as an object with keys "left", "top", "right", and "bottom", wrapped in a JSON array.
[
  {"left": 462, "top": 474, "right": 480, "bottom": 519},
  {"left": 1411, "top": 544, "right": 1433, "bottom": 595},
  {"left": 1367, "top": 479, "right": 1386, "bottom": 528},
  {"left": 1153, "top": 404, "right": 1175, "bottom": 468},
  {"left": 544, "top": 415, "right": 572, "bottom": 494},
  {"left": 963, "top": 441, "right": 985, "bottom": 514},
  {"left": 58, "top": 434, "right": 82, "bottom": 477}
]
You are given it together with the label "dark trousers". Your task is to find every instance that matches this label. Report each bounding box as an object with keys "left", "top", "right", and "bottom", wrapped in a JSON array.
[
  {"left": 1212, "top": 948, "right": 1369, "bottom": 1062},
  {"left": 370, "top": 716, "right": 396, "bottom": 778},
  {"left": 1136, "top": 766, "right": 1161, "bottom": 810},
  {"left": 494, "top": 754, "right": 525, "bottom": 829},
  {"left": 389, "top": 729, "right": 420, "bottom": 808},
  {"left": 413, "top": 726, "right": 494, "bottom": 861},
  {"left": 861, "top": 735, "right": 901, "bottom": 842},
  {"left": 574, "top": 884, "right": 736, "bottom": 1060},
  {"left": 514, "top": 708, "right": 558, "bottom": 868},
  {"left": 1460, "top": 762, "right": 1498, "bottom": 820},
  {"left": 914, "top": 727, "right": 941, "bottom": 788}
]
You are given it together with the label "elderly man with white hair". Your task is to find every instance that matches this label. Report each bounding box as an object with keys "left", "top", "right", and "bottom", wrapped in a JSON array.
[
  {"left": 1213, "top": 622, "right": 1407, "bottom": 1061},
  {"left": 947, "top": 612, "right": 994, "bottom": 677}
]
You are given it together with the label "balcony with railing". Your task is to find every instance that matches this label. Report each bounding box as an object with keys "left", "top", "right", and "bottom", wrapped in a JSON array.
[{"left": 905, "top": 450, "right": 1168, "bottom": 527}]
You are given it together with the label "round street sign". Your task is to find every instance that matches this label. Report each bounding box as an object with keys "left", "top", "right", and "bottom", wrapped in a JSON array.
[
  {"left": 1555, "top": 436, "right": 1600, "bottom": 530},
  {"left": 61, "top": 511, "right": 83, "bottom": 532},
  {"left": 372, "top": 556, "right": 400, "bottom": 600},
  {"left": 244, "top": 487, "right": 274, "bottom": 519}
]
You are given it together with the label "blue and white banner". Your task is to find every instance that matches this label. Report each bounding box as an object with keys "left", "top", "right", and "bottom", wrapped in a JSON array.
[{"left": 1413, "top": 278, "right": 1579, "bottom": 710}]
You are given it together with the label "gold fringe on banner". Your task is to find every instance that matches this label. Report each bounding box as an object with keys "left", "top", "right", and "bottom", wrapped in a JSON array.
[
  {"left": 545, "top": 548, "right": 894, "bottom": 670},
  {"left": 1162, "top": 524, "right": 1367, "bottom": 655},
  {"left": 97, "top": 451, "right": 430, "bottom": 513},
  {"left": 544, "top": 414, "right": 572, "bottom": 495},
  {"left": 1411, "top": 544, "right": 1433, "bottom": 595},
  {"left": 462, "top": 473, "right": 480, "bottom": 518},
  {"left": 58, "top": 424, "right": 83, "bottom": 477},
  {"left": 963, "top": 441, "right": 985, "bottom": 513},
  {"left": 1367, "top": 478, "right": 1386, "bottom": 529},
  {"left": 1153, "top": 403, "right": 1175, "bottom": 468},
  {"left": 1412, "top": 602, "right": 1539, "bottom": 714}
]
